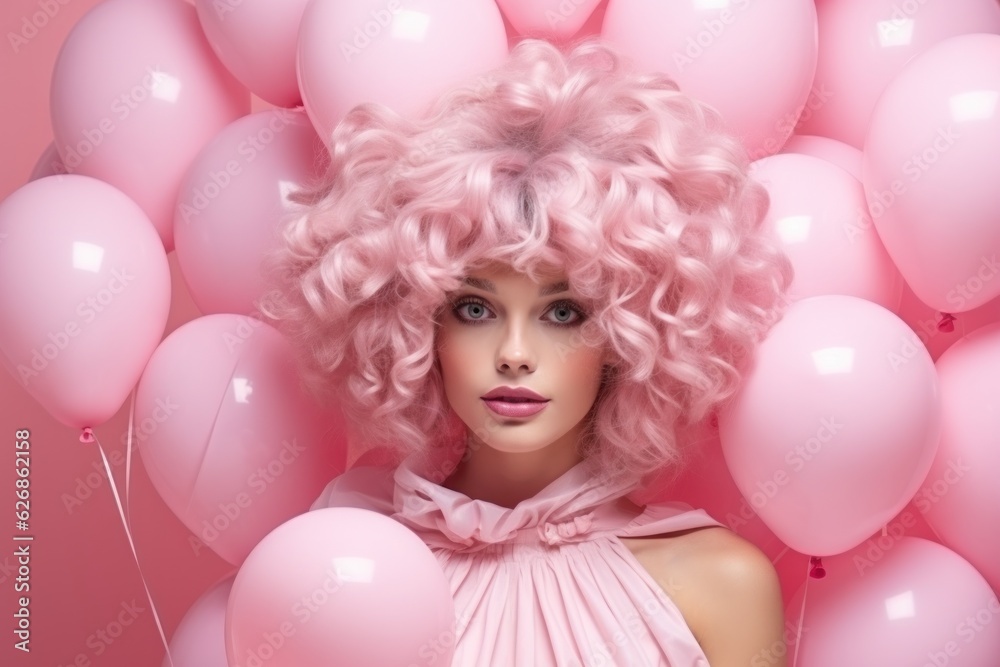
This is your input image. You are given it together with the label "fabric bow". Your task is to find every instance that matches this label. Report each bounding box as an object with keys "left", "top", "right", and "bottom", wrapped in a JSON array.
[{"left": 537, "top": 511, "right": 596, "bottom": 546}]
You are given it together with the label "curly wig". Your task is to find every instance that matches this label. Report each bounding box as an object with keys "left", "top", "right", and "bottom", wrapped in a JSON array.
[{"left": 259, "top": 37, "right": 794, "bottom": 487}]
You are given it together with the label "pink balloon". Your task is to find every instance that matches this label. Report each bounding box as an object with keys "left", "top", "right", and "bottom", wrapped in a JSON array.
[
  {"left": 779, "top": 134, "right": 863, "bottom": 180},
  {"left": 602, "top": 0, "right": 818, "bottom": 159},
  {"left": 786, "top": 538, "right": 1000, "bottom": 666},
  {"left": 194, "top": 0, "right": 310, "bottom": 108},
  {"left": 917, "top": 322, "right": 1000, "bottom": 595},
  {"left": 227, "top": 507, "right": 456, "bottom": 667},
  {"left": 134, "top": 313, "right": 347, "bottom": 565},
  {"left": 799, "top": 0, "right": 1000, "bottom": 148},
  {"left": 164, "top": 575, "right": 235, "bottom": 667},
  {"left": 50, "top": 0, "right": 250, "bottom": 252},
  {"left": 297, "top": 0, "right": 508, "bottom": 144},
  {"left": 718, "top": 295, "right": 941, "bottom": 556},
  {"left": 496, "top": 0, "right": 603, "bottom": 41},
  {"left": 750, "top": 153, "right": 903, "bottom": 311},
  {"left": 863, "top": 34, "right": 1000, "bottom": 313},
  {"left": 28, "top": 141, "right": 68, "bottom": 181},
  {"left": 0, "top": 175, "right": 170, "bottom": 429},
  {"left": 173, "top": 108, "right": 325, "bottom": 316}
]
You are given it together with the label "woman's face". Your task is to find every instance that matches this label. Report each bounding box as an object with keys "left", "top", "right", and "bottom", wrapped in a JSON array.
[{"left": 435, "top": 261, "right": 608, "bottom": 456}]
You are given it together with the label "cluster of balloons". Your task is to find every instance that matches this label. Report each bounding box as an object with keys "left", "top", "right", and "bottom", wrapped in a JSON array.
[
  {"left": 1, "top": 0, "right": 999, "bottom": 665},
  {"left": 651, "top": 2, "right": 1000, "bottom": 665}
]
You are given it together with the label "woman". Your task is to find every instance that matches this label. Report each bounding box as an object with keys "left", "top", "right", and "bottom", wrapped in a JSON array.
[{"left": 262, "top": 36, "right": 793, "bottom": 666}]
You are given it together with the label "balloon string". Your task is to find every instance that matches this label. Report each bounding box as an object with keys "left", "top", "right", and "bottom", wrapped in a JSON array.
[
  {"left": 79, "top": 396, "right": 176, "bottom": 667},
  {"left": 792, "top": 555, "right": 823, "bottom": 667},
  {"left": 125, "top": 388, "right": 135, "bottom": 532}
]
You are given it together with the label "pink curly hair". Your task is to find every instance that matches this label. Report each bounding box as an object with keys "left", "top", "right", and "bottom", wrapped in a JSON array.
[{"left": 259, "top": 37, "right": 793, "bottom": 486}]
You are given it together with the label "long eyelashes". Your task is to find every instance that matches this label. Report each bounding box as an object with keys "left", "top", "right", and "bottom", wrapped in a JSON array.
[{"left": 450, "top": 296, "right": 586, "bottom": 328}]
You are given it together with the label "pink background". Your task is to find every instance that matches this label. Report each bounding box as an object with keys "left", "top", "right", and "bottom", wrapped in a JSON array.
[{"left": 0, "top": 0, "right": 981, "bottom": 665}]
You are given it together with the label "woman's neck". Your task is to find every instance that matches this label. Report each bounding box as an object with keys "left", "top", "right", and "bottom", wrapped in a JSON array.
[{"left": 442, "top": 436, "right": 586, "bottom": 508}]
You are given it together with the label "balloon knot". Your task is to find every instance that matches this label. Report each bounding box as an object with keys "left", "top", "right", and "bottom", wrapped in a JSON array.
[
  {"left": 809, "top": 555, "right": 826, "bottom": 579},
  {"left": 937, "top": 312, "right": 956, "bottom": 333},
  {"left": 79, "top": 427, "right": 95, "bottom": 444}
]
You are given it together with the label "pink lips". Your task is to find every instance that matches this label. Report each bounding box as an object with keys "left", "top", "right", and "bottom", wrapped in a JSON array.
[
  {"left": 482, "top": 398, "right": 549, "bottom": 418},
  {"left": 481, "top": 386, "right": 549, "bottom": 418}
]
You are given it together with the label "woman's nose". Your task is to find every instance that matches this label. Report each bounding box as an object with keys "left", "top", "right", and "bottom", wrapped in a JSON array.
[{"left": 495, "top": 319, "right": 536, "bottom": 372}]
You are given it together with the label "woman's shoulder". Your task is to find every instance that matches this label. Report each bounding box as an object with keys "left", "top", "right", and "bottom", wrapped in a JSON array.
[
  {"left": 623, "top": 523, "right": 779, "bottom": 611},
  {"left": 623, "top": 526, "right": 786, "bottom": 666}
]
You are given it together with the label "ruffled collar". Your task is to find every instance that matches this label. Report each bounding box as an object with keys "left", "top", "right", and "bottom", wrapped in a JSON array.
[{"left": 390, "top": 452, "right": 643, "bottom": 553}]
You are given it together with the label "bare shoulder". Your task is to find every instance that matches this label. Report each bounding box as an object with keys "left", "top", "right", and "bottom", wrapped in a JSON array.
[{"left": 621, "top": 527, "right": 787, "bottom": 667}]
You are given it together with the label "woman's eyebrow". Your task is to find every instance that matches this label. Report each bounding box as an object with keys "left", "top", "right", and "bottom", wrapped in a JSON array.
[{"left": 461, "top": 277, "right": 569, "bottom": 296}]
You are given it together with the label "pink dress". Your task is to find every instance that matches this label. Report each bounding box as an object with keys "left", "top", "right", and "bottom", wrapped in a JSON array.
[{"left": 311, "top": 452, "right": 724, "bottom": 666}]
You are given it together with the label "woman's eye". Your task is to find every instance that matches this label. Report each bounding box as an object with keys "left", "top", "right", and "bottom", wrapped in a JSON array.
[
  {"left": 546, "top": 303, "right": 582, "bottom": 325},
  {"left": 456, "top": 301, "right": 492, "bottom": 321}
]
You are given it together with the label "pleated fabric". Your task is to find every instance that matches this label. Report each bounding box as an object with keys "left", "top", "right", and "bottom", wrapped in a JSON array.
[{"left": 311, "top": 452, "right": 723, "bottom": 666}]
